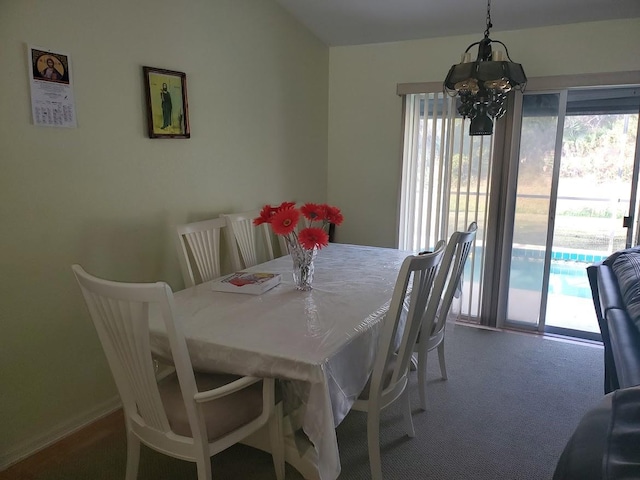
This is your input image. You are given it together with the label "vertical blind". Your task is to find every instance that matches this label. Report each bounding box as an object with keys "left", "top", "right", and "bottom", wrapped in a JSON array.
[{"left": 398, "top": 91, "right": 492, "bottom": 321}]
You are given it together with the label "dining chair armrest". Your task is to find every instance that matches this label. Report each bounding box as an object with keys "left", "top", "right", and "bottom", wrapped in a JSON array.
[{"left": 193, "top": 375, "right": 262, "bottom": 403}]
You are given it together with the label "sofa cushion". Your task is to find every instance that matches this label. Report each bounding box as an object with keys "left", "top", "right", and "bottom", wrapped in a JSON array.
[
  {"left": 612, "top": 252, "right": 640, "bottom": 330},
  {"left": 602, "top": 245, "right": 640, "bottom": 267},
  {"left": 158, "top": 372, "right": 264, "bottom": 441}
]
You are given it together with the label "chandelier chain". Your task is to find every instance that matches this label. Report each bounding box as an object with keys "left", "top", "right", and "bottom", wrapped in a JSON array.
[{"left": 484, "top": 0, "right": 493, "bottom": 38}]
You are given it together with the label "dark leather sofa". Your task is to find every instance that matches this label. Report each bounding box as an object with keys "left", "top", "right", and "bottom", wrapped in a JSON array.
[
  {"left": 588, "top": 246, "right": 640, "bottom": 393},
  {"left": 553, "top": 247, "right": 640, "bottom": 480}
]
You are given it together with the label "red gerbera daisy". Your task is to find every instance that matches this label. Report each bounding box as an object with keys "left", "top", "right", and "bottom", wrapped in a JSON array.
[
  {"left": 301, "top": 203, "right": 325, "bottom": 222},
  {"left": 324, "top": 205, "right": 344, "bottom": 226},
  {"left": 254, "top": 204, "right": 276, "bottom": 226},
  {"left": 270, "top": 208, "right": 300, "bottom": 236},
  {"left": 298, "top": 227, "right": 330, "bottom": 250},
  {"left": 275, "top": 201, "right": 296, "bottom": 212}
]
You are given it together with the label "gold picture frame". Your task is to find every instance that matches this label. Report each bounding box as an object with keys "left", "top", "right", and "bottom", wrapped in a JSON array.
[{"left": 143, "top": 66, "right": 190, "bottom": 139}]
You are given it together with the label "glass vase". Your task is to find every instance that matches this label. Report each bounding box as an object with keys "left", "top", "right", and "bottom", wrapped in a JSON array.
[{"left": 287, "top": 239, "right": 317, "bottom": 291}]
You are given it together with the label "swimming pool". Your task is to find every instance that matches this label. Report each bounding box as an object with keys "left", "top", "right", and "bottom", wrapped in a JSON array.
[
  {"left": 509, "top": 258, "right": 591, "bottom": 298},
  {"left": 468, "top": 247, "right": 607, "bottom": 299}
]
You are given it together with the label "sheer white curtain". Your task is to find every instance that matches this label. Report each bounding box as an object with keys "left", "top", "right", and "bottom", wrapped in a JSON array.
[{"left": 398, "top": 90, "right": 492, "bottom": 320}]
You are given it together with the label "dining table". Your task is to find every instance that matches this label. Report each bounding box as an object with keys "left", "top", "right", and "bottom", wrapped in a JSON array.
[{"left": 148, "top": 242, "right": 413, "bottom": 480}]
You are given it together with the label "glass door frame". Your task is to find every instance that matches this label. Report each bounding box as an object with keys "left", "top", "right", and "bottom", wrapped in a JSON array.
[
  {"left": 518, "top": 89, "right": 568, "bottom": 335},
  {"left": 488, "top": 71, "right": 640, "bottom": 336}
]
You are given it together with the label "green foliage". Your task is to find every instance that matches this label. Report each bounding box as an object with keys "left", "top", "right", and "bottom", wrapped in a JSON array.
[
  {"left": 555, "top": 206, "right": 623, "bottom": 219},
  {"left": 519, "top": 113, "right": 638, "bottom": 183}
]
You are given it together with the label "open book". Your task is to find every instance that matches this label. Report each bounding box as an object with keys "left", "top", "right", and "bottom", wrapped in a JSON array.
[{"left": 211, "top": 271, "right": 281, "bottom": 295}]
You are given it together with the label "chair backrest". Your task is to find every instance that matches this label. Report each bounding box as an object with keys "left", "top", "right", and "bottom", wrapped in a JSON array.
[
  {"left": 221, "top": 210, "right": 275, "bottom": 271},
  {"left": 425, "top": 222, "right": 478, "bottom": 336},
  {"left": 175, "top": 218, "right": 227, "bottom": 287},
  {"left": 71, "top": 265, "right": 204, "bottom": 445},
  {"left": 369, "top": 241, "right": 446, "bottom": 403}
]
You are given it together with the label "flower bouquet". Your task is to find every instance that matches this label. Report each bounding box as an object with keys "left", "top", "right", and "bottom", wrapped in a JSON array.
[{"left": 254, "top": 202, "right": 344, "bottom": 290}]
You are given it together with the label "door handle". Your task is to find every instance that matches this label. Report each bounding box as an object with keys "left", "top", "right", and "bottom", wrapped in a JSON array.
[{"left": 623, "top": 216, "right": 632, "bottom": 228}]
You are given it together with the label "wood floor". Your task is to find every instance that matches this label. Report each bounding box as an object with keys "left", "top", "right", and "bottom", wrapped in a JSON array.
[{"left": 0, "top": 410, "right": 125, "bottom": 480}]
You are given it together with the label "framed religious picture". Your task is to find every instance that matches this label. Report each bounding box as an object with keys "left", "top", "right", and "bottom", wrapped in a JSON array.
[{"left": 143, "top": 66, "right": 190, "bottom": 139}]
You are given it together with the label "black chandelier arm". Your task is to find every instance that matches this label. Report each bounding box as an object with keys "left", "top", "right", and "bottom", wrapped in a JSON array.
[
  {"left": 463, "top": 41, "right": 482, "bottom": 54},
  {"left": 491, "top": 40, "right": 514, "bottom": 61}
]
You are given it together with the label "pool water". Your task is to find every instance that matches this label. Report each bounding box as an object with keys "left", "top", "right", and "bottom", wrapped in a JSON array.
[
  {"left": 509, "top": 258, "right": 592, "bottom": 298},
  {"left": 462, "top": 247, "right": 605, "bottom": 333},
  {"left": 467, "top": 248, "right": 607, "bottom": 299}
]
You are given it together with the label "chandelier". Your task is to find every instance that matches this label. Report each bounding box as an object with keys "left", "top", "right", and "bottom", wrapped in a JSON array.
[{"left": 443, "top": 0, "right": 527, "bottom": 136}]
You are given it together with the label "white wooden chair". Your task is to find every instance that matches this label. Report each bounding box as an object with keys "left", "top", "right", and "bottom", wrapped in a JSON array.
[
  {"left": 71, "top": 265, "right": 285, "bottom": 480},
  {"left": 414, "top": 222, "right": 477, "bottom": 410},
  {"left": 350, "top": 241, "right": 445, "bottom": 480},
  {"left": 175, "top": 218, "right": 227, "bottom": 287},
  {"left": 220, "top": 210, "right": 276, "bottom": 271}
]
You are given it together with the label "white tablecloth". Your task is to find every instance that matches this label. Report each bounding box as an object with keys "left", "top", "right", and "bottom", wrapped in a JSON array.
[{"left": 149, "top": 243, "right": 411, "bottom": 480}]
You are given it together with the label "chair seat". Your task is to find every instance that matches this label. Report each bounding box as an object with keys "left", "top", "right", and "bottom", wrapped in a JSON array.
[{"left": 159, "top": 372, "right": 264, "bottom": 441}]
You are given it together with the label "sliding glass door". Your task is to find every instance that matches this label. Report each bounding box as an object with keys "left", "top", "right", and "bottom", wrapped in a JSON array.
[
  {"left": 504, "top": 87, "right": 640, "bottom": 338},
  {"left": 397, "top": 75, "right": 640, "bottom": 339}
]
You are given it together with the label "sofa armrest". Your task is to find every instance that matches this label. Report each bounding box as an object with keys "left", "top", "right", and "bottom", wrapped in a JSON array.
[
  {"left": 553, "top": 386, "right": 640, "bottom": 480},
  {"left": 597, "top": 266, "right": 626, "bottom": 312},
  {"left": 607, "top": 309, "right": 640, "bottom": 389},
  {"left": 589, "top": 264, "right": 620, "bottom": 393},
  {"left": 553, "top": 392, "right": 613, "bottom": 480}
]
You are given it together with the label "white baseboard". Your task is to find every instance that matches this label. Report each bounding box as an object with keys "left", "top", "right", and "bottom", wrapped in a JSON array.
[{"left": 0, "top": 395, "right": 121, "bottom": 471}]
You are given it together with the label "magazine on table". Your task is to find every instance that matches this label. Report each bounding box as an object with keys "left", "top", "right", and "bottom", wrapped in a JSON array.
[{"left": 211, "top": 271, "right": 281, "bottom": 295}]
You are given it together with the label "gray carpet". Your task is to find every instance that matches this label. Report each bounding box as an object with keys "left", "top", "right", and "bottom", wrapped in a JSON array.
[
  {"left": 31, "top": 324, "right": 604, "bottom": 480},
  {"left": 336, "top": 324, "right": 603, "bottom": 479}
]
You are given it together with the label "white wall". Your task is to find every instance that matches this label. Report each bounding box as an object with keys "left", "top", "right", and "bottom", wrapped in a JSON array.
[
  {"left": 0, "top": 0, "right": 328, "bottom": 464},
  {"left": 328, "top": 19, "right": 640, "bottom": 247}
]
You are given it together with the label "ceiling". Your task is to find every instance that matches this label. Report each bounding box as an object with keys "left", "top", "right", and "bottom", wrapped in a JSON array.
[{"left": 273, "top": 0, "right": 640, "bottom": 46}]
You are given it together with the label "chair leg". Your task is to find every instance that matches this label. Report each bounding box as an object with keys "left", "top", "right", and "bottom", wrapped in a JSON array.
[
  {"left": 367, "top": 411, "right": 383, "bottom": 480},
  {"left": 195, "top": 454, "right": 212, "bottom": 480},
  {"left": 417, "top": 344, "right": 429, "bottom": 411},
  {"left": 268, "top": 402, "right": 286, "bottom": 480},
  {"left": 124, "top": 430, "right": 141, "bottom": 480},
  {"left": 402, "top": 388, "right": 415, "bottom": 438},
  {"left": 437, "top": 341, "right": 448, "bottom": 380}
]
